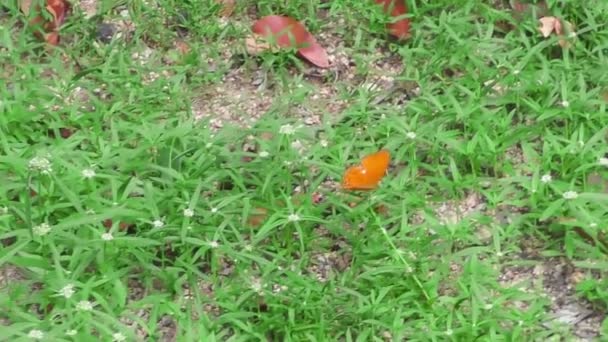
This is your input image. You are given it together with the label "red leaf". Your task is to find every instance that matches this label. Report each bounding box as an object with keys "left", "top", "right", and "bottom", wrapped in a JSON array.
[
  {"left": 251, "top": 15, "right": 329, "bottom": 68},
  {"left": 375, "top": 0, "right": 411, "bottom": 39},
  {"left": 20, "top": 0, "right": 69, "bottom": 45}
]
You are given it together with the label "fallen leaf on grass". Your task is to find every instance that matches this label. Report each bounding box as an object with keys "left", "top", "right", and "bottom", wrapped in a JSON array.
[
  {"left": 375, "top": 0, "right": 411, "bottom": 39},
  {"left": 249, "top": 15, "right": 329, "bottom": 68},
  {"left": 342, "top": 149, "right": 390, "bottom": 190},
  {"left": 217, "top": 0, "right": 235, "bottom": 17},
  {"left": 538, "top": 16, "right": 576, "bottom": 48},
  {"left": 20, "top": 0, "right": 70, "bottom": 45}
]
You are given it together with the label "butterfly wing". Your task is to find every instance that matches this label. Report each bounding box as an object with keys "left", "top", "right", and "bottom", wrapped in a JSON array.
[
  {"left": 361, "top": 149, "right": 390, "bottom": 182},
  {"left": 342, "top": 149, "right": 390, "bottom": 190}
]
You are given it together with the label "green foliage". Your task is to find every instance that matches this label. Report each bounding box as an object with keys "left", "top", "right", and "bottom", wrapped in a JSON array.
[{"left": 1, "top": 0, "right": 607, "bottom": 340}]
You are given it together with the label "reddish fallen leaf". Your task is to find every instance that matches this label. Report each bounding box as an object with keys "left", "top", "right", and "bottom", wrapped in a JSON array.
[
  {"left": 511, "top": 0, "right": 549, "bottom": 17},
  {"left": 20, "top": 0, "right": 70, "bottom": 45},
  {"left": 250, "top": 15, "right": 329, "bottom": 68},
  {"left": 103, "top": 219, "right": 133, "bottom": 231},
  {"left": 247, "top": 207, "right": 269, "bottom": 228},
  {"left": 60, "top": 127, "right": 73, "bottom": 138},
  {"left": 375, "top": 0, "right": 411, "bottom": 39},
  {"left": 174, "top": 40, "right": 190, "bottom": 54}
]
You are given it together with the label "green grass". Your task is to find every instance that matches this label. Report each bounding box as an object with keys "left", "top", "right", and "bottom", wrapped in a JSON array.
[{"left": 1, "top": 0, "right": 608, "bottom": 340}]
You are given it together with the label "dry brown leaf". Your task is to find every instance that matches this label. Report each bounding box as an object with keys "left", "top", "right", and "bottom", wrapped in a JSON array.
[
  {"left": 245, "top": 34, "right": 273, "bottom": 55},
  {"left": 539, "top": 16, "right": 559, "bottom": 37},
  {"left": 538, "top": 16, "right": 576, "bottom": 48},
  {"left": 20, "top": 0, "right": 33, "bottom": 14},
  {"left": 217, "top": 0, "right": 235, "bottom": 17}
]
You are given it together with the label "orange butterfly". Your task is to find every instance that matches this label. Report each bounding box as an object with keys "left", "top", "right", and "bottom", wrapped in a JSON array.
[{"left": 342, "top": 149, "right": 390, "bottom": 190}]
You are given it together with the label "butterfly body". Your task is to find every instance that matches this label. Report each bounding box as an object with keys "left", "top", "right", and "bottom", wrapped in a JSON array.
[{"left": 342, "top": 149, "right": 390, "bottom": 190}]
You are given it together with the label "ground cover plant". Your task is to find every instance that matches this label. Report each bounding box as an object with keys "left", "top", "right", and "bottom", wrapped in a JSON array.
[{"left": 1, "top": 0, "right": 608, "bottom": 340}]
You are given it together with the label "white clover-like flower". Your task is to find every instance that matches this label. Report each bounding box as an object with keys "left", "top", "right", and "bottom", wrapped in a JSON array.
[
  {"left": 101, "top": 232, "right": 114, "bottom": 241},
  {"left": 81, "top": 168, "right": 96, "bottom": 179},
  {"left": 210, "top": 207, "right": 218, "bottom": 214},
  {"left": 598, "top": 157, "right": 608, "bottom": 166},
  {"left": 291, "top": 140, "right": 303, "bottom": 151},
  {"left": 287, "top": 213, "right": 300, "bottom": 222},
  {"left": 406, "top": 131, "right": 417, "bottom": 139},
  {"left": 561, "top": 100, "right": 570, "bottom": 108},
  {"left": 58, "top": 284, "right": 75, "bottom": 299},
  {"left": 33, "top": 223, "right": 52, "bottom": 236},
  {"left": 28, "top": 329, "right": 44, "bottom": 339},
  {"left": 28, "top": 156, "right": 52, "bottom": 174},
  {"left": 540, "top": 174, "right": 552, "bottom": 184},
  {"left": 563, "top": 191, "right": 578, "bottom": 200},
  {"left": 513, "top": 69, "right": 520, "bottom": 75},
  {"left": 319, "top": 139, "right": 329, "bottom": 148},
  {"left": 76, "top": 300, "right": 94, "bottom": 311},
  {"left": 112, "top": 332, "right": 126, "bottom": 342},
  {"left": 152, "top": 219, "right": 164, "bottom": 228},
  {"left": 183, "top": 208, "right": 194, "bottom": 217},
  {"left": 66, "top": 330, "right": 77, "bottom": 336},
  {"left": 209, "top": 240, "right": 219, "bottom": 248},
  {"left": 279, "top": 124, "right": 296, "bottom": 135},
  {"left": 258, "top": 151, "right": 270, "bottom": 158},
  {"left": 250, "top": 277, "right": 263, "bottom": 293}
]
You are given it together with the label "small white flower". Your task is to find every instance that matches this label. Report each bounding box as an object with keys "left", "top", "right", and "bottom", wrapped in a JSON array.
[
  {"left": 279, "top": 124, "right": 296, "bottom": 135},
  {"left": 101, "top": 232, "right": 114, "bottom": 241},
  {"left": 513, "top": 69, "right": 520, "bottom": 75},
  {"left": 291, "top": 140, "right": 304, "bottom": 151},
  {"left": 250, "top": 277, "right": 263, "bottom": 293},
  {"left": 76, "top": 300, "right": 94, "bottom": 311},
  {"left": 540, "top": 174, "right": 552, "bottom": 183},
  {"left": 58, "top": 284, "right": 75, "bottom": 299},
  {"left": 81, "top": 168, "right": 96, "bottom": 179},
  {"left": 561, "top": 100, "right": 570, "bottom": 108},
  {"left": 445, "top": 329, "right": 453, "bottom": 336},
  {"left": 33, "top": 223, "right": 52, "bottom": 236},
  {"left": 210, "top": 207, "right": 218, "bottom": 214},
  {"left": 287, "top": 213, "right": 300, "bottom": 222},
  {"left": 28, "top": 156, "right": 52, "bottom": 174},
  {"left": 209, "top": 240, "right": 219, "bottom": 248},
  {"left": 258, "top": 151, "right": 270, "bottom": 158},
  {"left": 569, "top": 31, "right": 577, "bottom": 38},
  {"left": 563, "top": 191, "right": 578, "bottom": 200},
  {"left": 598, "top": 157, "right": 608, "bottom": 166},
  {"left": 28, "top": 329, "right": 44, "bottom": 339},
  {"left": 406, "top": 131, "right": 417, "bottom": 139},
  {"left": 112, "top": 332, "right": 126, "bottom": 342},
  {"left": 152, "top": 219, "right": 164, "bottom": 228},
  {"left": 183, "top": 208, "right": 194, "bottom": 217},
  {"left": 66, "top": 330, "right": 77, "bottom": 336},
  {"left": 320, "top": 139, "right": 328, "bottom": 148}
]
